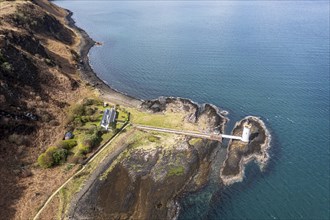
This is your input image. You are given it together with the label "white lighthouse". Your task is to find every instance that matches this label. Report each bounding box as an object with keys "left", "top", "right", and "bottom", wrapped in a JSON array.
[{"left": 241, "top": 123, "right": 251, "bottom": 142}]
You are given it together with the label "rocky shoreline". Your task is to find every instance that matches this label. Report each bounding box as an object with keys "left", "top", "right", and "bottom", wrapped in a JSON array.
[
  {"left": 220, "top": 116, "right": 271, "bottom": 185},
  {"left": 64, "top": 8, "right": 142, "bottom": 108},
  {"left": 141, "top": 97, "right": 228, "bottom": 133},
  {"left": 66, "top": 98, "right": 224, "bottom": 219},
  {"left": 55, "top": 1, "right": 272, "bottom": 218},
  {"left": 61, "top": 2, "right": 231, "bottom": 134},
  {"left": 68, "top": 139, "right": 220, "bottom": 219}
]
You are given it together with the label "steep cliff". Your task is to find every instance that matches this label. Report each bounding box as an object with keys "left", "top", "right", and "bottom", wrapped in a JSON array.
[{"left": 66, "top": 98, "right": 227, "bottom": 219}]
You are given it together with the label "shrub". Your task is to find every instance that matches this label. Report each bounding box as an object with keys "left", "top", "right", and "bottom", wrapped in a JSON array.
[
  {"left": 52, "top": 148, "right": 68, "bottom": 164},
  {"left": 1, "top": 62, "right": 12, "bottom": 72},
  {"left": 57, "top": 139, "right": 77, "bottom": 150},
  {"left": 148, "top": 136, "right": 159, "bottom": 143},
  {"left": 89, "top": 115, "right": 99, "bottom": 122},
  {"left": 86, "top": 126, "right": 99, "bottom": 135},
  {"left": 85, "top": 107, "right": 96, "bottom": 116},
  {"left": 80, "top": 126, "right": 102, "bottom": 151},
  {"left": 38, "top": 153, "right": 53, "bottom": 168},
  {"left": 73, "top": 117, "right": 83, "bottom": 127},
  {"left": 80, "top": 116, "right": 88, "bottom": 123},
  {"left": 37, "top": 146, "right": 68, "bottom": 168},
  {"left": 65, "top": 163, "right": 74, "bottom": 171},
  {"left": 83, "top": 98, "right": 102, "bottom": 106},
  {"left": 41, "top": 113, "right": 52, "bottom": 123},
  {"left": 13, "top": 11, "right": 28, "bottom": 24},
  {"left": 82, "top": 134, "right": 100, "bottom": 149},
  {"left": 45, "top": 58, "right": 54, "bottom": 66},
  {"left": 31, "top": 20, "right": 38, "bottom": 27},
  {"left": 188, "top": 138, "right": 202, "bottom": 146},
  {"left": 82, "top": 98, "right": 95, "bottom": 106},
  {"left": 71, "top": 104, "right": 85, "bottom": 116},
  {"left": 0, "top": 50, "right": 6, "bottom": 63},
  {"left": 38, "top": 146, "right": 57, "bottom": 168},
  {"left": 167, "top": 166, "right": 185, "bottom": 177},
  {"left": 78, "top": 145, "right": 90, "bottom": 155},
  {"left": 8, "top": 133, "right": 27, "bottom": 146}
]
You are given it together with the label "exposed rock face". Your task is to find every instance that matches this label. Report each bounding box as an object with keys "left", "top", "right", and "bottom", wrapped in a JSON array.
[
  {"left": 6, "top": 3, "right": 75, "bottom": 44},
  {"left": 68, "top": 135, "right": 219, "bottom": 220},
  {"left": 141, "top": 97, "right": 228, "bottom": 134},
  {"left": 67, "top": 98, "right": 227, "bottom": 219},
  {"left": 220, "top": 116, "right": 271, "bottom": 185}
]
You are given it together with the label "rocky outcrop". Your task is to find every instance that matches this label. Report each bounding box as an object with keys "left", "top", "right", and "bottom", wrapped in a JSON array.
[
  {"left": 65, "top": 97, "right": 232, "bottom": 219},
  {"left": 6, "top": 3, "right": 75, "bottom": 44},
  {"left": 68, "top": 134, "right": 219, "bottom": 220},
  {"left": 220, "top": 116, "right": 271, "bottom": 185},
  {"left": 141, "top": 97, "right": 228, "bottom": 134}
]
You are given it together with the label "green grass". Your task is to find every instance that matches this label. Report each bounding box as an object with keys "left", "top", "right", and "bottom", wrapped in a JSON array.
[
  {"left": 57, "top": 170, "right": 88, "bottom": 218},
  {"left": 100, "top": 131, "right": 115, "bottom": 145},
  {"left": 67, "top": 101, "right": 129, "bottom": 159},
  {"left": 99, "top": 129, "right": 161, "bottom": 180},
  {"left": 39, "top": 99, "right": 130, "bottom": 169},
  {"left": 43, "top": 98, "right": 199, "bottom": 217},
  {"left": 117, "top": 110, "right": 129, "bottom": 121},
  {"left": 167, "top": 166, "right": 185, "bottom": 177},
  {"left": 126, "top": 107, "right": 198, "bottom": 131},
  {"left": 148, "top": 135, "right": 160, "bottom": 143},
  {"left": 188, "top": 138, "right": 202, "bottom": 146},
  {"left": 126, "top": 130, "right": 163, "bottom": 149},
  {"left": 56, "top": 127, "right": 133, "bottom": 218}
]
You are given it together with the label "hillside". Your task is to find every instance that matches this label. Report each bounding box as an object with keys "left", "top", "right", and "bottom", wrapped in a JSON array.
[{"left": 0, "top": 0, "right": 93, "bottom": 218}]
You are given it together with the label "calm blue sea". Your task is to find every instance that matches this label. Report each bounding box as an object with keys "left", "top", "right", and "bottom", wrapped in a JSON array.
[{"left": 55, "top": 1, "right": 329, "bottom": 219}]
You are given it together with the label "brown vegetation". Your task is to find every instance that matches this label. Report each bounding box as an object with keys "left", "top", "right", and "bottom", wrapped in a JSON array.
[{"left": 0, "top": 0, "right": 94, "bottom": 219}]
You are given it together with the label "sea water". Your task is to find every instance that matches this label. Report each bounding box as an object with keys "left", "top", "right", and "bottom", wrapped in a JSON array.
[{"left": 54, "top": 1, "right": 329, "bottom": 219}]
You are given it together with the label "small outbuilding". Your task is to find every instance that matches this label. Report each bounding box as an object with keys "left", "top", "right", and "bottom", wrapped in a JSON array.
[{"left": 64, "top": 131, "right": 74, "bottom": 140}]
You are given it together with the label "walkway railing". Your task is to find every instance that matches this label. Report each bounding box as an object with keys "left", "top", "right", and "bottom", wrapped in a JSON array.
[{"left": 134, "top": 124, "right": 223, "bottom": 141}]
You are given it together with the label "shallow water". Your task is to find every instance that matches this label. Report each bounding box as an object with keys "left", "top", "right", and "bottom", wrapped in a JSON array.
[{"left": 55, "top": 1, "right": 329, "bottom": 219}]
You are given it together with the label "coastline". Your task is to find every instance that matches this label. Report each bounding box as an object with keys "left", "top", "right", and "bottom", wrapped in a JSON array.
[
  {"left": 220, "top": 116, "right": 271, "bottom": 185},
  {"left": 61, "top": 0, "right": 272, "bottom": 187},
  {"left": 64, "top": 10, "right": 142, "bottom": 108},
  {"left": 62, "top": 5, "right": 229, "bottom": 127},
  {"left": 54, "top": 1, "right": 271, "bottom": 217}
]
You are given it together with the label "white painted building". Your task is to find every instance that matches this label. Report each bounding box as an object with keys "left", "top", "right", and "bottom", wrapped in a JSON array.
[
  {"left": 241, "top": 123, "right": 251, "bottom": 142},
  {"left": 100, "top": 108, "right": 117, "bottom": 130},
  {"left": 221, "top": 122, "right": 251, "bottom": 142}
]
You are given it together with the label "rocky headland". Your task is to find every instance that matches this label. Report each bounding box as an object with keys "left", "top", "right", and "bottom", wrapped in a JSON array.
[
  {"left": 220, "top": 116, "right": 271, "bottom": 185},
  {"left": 67, "top": 98, "right": 227, "bottom": 219},
  {"left": 0, "top": 0, "right": 272, "bottom": 219},
  {"left": 140, "top": 97, "right": 228, "bottom": 133}
]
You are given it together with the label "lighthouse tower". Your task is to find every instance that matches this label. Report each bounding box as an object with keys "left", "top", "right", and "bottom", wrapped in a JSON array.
[{"left": 241, "top": 123, "right": 251, "bottom": 142}]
